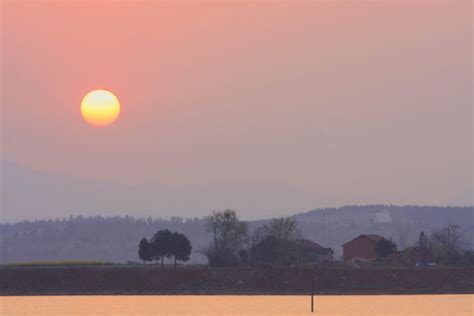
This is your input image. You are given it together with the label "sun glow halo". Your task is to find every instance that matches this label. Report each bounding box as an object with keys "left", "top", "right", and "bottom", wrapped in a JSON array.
[{"left": 81, "top": 90, "right": 120, "bottom": 127}]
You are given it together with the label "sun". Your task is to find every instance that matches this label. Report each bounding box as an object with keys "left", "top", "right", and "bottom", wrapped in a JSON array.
[{"left": 81, "top": 90, "right": 120, "bottom": 127}]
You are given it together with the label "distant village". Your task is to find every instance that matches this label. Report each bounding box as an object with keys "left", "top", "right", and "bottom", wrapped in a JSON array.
[
  {"left": 138, "top": 209, "right": 470, "bottom": 268},
  {"left": 250, "top": 233, "right": 434, "bottom": 266}
]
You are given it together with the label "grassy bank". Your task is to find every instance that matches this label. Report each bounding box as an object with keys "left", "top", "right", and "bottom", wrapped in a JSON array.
[
  {"left": 1, "top": 265, "right": 473, "bottom": 296},
  {"left": 3, "top": 260, "right": 113, "bottom": 267}
]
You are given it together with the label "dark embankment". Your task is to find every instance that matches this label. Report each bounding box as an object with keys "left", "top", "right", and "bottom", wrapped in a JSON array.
[{"left": 1, "top": 266, "right": 473, "bottom": 295}]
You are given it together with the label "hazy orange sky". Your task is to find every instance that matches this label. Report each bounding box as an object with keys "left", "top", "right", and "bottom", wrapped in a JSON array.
[{"left": 1, "top": 1, "right": 472, "bottom": 220}]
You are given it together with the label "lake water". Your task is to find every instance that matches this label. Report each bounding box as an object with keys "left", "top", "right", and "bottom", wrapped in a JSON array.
[{"left": 0, "top": 295, "right": 472, "bottom": 315}]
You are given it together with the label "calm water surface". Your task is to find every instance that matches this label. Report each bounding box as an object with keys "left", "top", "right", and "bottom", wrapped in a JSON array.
[{"left": 1, "top": 295, "right": 472, "bottom": 315}]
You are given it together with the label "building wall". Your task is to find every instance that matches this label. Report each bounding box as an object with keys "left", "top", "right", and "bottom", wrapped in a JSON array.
[
  {"left": 298, "top": 244, "right": 333, "bottom": 264},
  {"left": 343, "top": 236, "right": 377, "bottom": 261},
  {"left": 316, "top": 252, "right": 333, "bottom": 263},
  {"left": 387, "top": 248, "right": 427, "bottom": 265},
  {"left": 252, "top": 240, "right": 333, "bottom": 266}
]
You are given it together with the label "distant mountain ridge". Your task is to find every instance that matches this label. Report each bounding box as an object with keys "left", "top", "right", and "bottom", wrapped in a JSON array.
[
  {"left": 294, "top": 205, "right": 473, "bottom": 258},
  {"left": 1, "top": 160, "right": 328, "bottom": 222},
  {"left": 1, "top": 205, "right": 472, "bottom": 264}
]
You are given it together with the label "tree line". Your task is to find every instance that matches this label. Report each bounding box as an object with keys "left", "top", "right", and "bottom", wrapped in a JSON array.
[
  {"left": 137, "top": 209, "right": 473, "bottom": 267},
  {"left": 137, "top": 209, "right": 304, "bottom": 267},
  {"left": 418, "top": 225, "right": 472, "bottom": 265},
  {"left": 373, "top": 225, "right": 472, "bottom": 265},
  {"left": 138, "top": 230, "right": 192, "bottom": 268},
  {"left": 203, "top": 209, "right": 304, "bottom": 266}
]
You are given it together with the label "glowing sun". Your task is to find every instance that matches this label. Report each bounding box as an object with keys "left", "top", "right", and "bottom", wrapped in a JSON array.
[{"left": 81, "top": 90, "right": 120, "bottom": 127}]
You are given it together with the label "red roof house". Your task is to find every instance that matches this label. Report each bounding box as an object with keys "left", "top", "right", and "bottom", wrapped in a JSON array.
[{"left": 342, "top": 234, "right": 383, "bottom": 262}]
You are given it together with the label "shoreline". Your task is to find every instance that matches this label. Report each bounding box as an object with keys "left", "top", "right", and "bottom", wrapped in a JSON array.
[
  {"left": 2, "top": 290, "right": 474, "bottom": 297},
  {"left": 1, "top": 266, "right": 473, "bottom": 296}
]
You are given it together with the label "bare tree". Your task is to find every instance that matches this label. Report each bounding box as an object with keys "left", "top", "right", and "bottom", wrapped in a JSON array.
[
  {"left": 262, "top": 216, "right": 301, "bottom": 241},
  {"left": 204, "top": 209, "right": 248, "bottom": 266},
  {"left": 418, "top": 232, "right": 429, "bottom": 261},
  {"left": 430, "top": 225, "right": 464, "bottom": 264}
]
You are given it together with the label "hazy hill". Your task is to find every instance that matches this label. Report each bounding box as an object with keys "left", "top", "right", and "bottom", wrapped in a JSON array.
[
  {"left": 295, "top": 205, "right": 473, "bottom": 259},
  {"left": 1, "top": 160, "right": 323, "bottom": 222},
  {"left": 1, "top": 205, "right": 472, "bottom": 264},
  {"left": 0, "top": 160, "right": 167, "bottom": 221}
]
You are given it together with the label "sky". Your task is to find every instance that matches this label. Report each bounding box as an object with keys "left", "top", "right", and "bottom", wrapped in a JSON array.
[{"left": 1, "top": 1, "right": 472, "bottom": 221}]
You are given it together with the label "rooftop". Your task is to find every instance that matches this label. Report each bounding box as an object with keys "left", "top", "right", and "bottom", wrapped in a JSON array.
[{"left": 342, "top": 234, "right": 383, "bottom": 247}]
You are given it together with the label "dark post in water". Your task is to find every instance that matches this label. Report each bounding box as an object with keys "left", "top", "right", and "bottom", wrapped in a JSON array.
[{"left": 311, "top": 276, "right": 314, "bottom": 312}]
